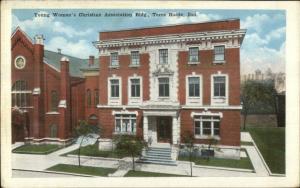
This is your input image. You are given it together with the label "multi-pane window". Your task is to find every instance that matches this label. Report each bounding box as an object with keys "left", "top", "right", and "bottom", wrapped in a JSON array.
[
  {"left": 110, "top": 52, "right": 119, "bottom": 67},
  {"left": 131, "top": 51, "right": 140, "bottom": 66},
  {"left": 188, "top": 77, "right": 200, "bottom": 97},
  {"left": 49, "top": 124, "right": 58, "bottom": 138},
  {"left": 214, "top": 46, "right": 225, "bottom": 61},
  {"left": 130, "top": 78, "right": 140, "bottom": 97},
  {"left": 86, "top": 89, "right": 91, "bottom": 107},
  {"left": 159, "top": 49, "right": 168, "bottom": 64},
  {"left": 110, "top": 79, "right": 119, "bottom": 97},
  {"left": 94, "top": 89, "right": 99, "bottom": 106},
  {"left": 158, "top": 77, "right": 169, "bottom": 97},
  {"left": 189, "top": 47, "right": 199, "bottom": 62},
  {"left": 213, "top": 76, "right": 226, "bottom": 97},
  {"left": 51, "top": 90, "right": 58, "bottom": 111},
  {"left": 115, "top": 114, "right": 136, "bottom": 134},
  {"left": 194, "top": 116, "right": 220, "bottom": 137},
  {"left": 12, "top": 80, "right": 31, "bottom": 107}
]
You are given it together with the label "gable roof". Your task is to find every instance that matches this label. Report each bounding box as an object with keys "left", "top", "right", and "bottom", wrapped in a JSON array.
[
  {"left": 12, "top": 27, "right": 99, "bottom": 78},
  {"left": 44, "top": 50, "right": 99, "bottom": 77}
]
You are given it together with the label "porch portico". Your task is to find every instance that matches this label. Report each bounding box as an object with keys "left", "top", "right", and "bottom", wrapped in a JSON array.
[{"left": 143, "top": 110, "right": 180, "bottom": 145}]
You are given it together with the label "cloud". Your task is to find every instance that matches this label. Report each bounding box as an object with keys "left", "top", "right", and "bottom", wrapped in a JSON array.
[
  {"left": 12, "top": 11, "right": 93, "bottom": 38},
  {"left": 46, "top": 36, "right": 97, "bottom": 58},
  {"left": 241, "top": 40, "right": 285, "bottom": 74},
  {"left": 241, "top": 13, "right": 285, "bottom": 33},
  {"left": 160, "top": 12, "right": 222, "bottom": 25},
  {"left": 266, "top": 27, "right": 286, "bottom": 41}
]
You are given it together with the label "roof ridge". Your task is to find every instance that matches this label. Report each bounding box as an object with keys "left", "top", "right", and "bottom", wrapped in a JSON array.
[{"left": 44, "top": 49, "right": 87, "bottom": 60}]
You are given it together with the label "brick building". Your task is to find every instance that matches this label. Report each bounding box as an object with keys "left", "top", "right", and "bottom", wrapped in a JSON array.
[{"left": 11, "top": 19, "right": 246, "bottom": 158}]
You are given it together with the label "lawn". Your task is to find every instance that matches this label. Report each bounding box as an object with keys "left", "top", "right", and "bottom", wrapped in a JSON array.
[
  {"left": 124, "top": 170, "right": 187, "bottom": 177},
  {"left": 178, "top": 153, "right": 254, "bottom": 170},
  {"left": 247, "top": 127, "right": 285, "bottom": 174},
  {"left": 64, "top": 144, "right": 130, "bottom": 158},
  {"left": 47, "top": 164, "right": 117, "bottom": 176},
  {"left": 12, "top": 144, "right": 61, "bottom": 154}
]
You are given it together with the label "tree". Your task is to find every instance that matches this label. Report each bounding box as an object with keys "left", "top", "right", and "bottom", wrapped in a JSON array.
[
  {"left": 182, "top": 131, "right": 198, "bottom": 177},
  {"left": 241, "top": 80, "right": 277, "bottom": 130},
  {"left": 113, "top": 135, "right": 146, "bottom": 171},
  {"left": 73, "top": 120, "right": 100, "bottom": 166}
]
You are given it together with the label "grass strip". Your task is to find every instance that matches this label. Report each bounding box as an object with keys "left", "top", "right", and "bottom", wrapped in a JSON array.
[
  {"left": 178, "top": 155, "right": 254, "bottom": 170},
  {"left": 13, "top": 144, "right": 61, "bottom": 154},
  {"left": 47, "top": 164, "right": 117, "bottom": 177}
]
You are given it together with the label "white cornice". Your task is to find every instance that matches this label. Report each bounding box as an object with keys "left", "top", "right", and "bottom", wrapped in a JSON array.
[{"left": 94, "top": 29, "right": 246, "bottom": 49}]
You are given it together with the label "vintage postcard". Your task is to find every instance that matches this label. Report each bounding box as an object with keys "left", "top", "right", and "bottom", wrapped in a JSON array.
[{"left": 1, "top": 0, "right": 299, "bottom": 187}]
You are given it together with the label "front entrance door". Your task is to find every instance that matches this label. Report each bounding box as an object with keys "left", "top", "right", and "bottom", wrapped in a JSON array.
[{"left": 157, "top": 117, "right": 172, "bottom": 143}]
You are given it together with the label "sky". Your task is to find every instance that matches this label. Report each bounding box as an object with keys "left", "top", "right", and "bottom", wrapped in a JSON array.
[{"left": 12, "top": 9, "right": 286, "bottom": 74}]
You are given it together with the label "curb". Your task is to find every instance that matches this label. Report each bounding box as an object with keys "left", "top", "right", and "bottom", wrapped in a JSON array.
[
  {"left": 12, "top": 168, "right": 96, "bottom": 177},
  {"left": 179, "top": 161, "right": 254, "bottom": 173}
]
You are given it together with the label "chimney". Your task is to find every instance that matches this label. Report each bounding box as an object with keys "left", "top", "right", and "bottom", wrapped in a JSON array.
[
  {"left": 57, "top": 48, "right": 62, "bottom": 54},
  {"left": 89, "top": 55, "right": 94, "bottom": 67},
  {"left": 34, "top": 34, "right": 44, "bottom": 45}
]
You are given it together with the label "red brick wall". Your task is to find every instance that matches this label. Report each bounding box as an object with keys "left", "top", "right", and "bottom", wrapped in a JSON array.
[
  {"left": 101, "top": 19, "right": 240, "bottom": 40},
  {"left": 71, "top": 81, "right": 85, "bottom": 130},
  {"left": 180, "top": 109, "right": 241, "bottom": 146},
  {"left": 84, "top": 76, "right": 99, "bottom": 119},
  {"left": 98, "top": 109, "right": 143, "bottom": 138},
  {"left": 11, "top": 31, "right": 36, "bottom": 137},
  {"left": 98, "top": 53, "right": 150, "bottom": 105},
  {"left": 178, "top": 48, "right": 240, "bottom": 105}
]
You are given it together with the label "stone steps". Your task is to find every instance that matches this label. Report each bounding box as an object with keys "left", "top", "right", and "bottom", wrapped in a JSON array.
[{"left": 138, "top": 146, "right": 177, "bottom": 166}]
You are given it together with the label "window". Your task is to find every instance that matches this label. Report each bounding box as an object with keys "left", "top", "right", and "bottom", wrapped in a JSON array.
[
  {"left": 194, "top": 116, "right": 220, "bottom": 137},
  {"left": 159, "top": 49, "right": 168, "bottom": 64},
  {"left": 110, "top": 52, "right": 119, "bottom": 67},
  {"left": 51, "top": 90, "right": 58, "bottom": 111},
  {"left": 115, "top": 114, "right": 136, "bottom": 134},
  {"left": 110, "top": 79, "right": 119, "bottom": 97},
  {"left": 213, "top": 76, "right": 226, "bottom": 97},
  {"left": 86, "top": 89, "right": 91, "bottom": 107},
  {"left": 158, "top": 77, "right": 169, "bottom": 97},
  {"left": 12, "top": 80, "right": 31, "bottom": 107},
  {"left": 189, "top": 47, "right": 199, "bottom": 62},
  {"left": 131, "top": 51, "right": 140, "bottom": 66},
  {"left": 94, "top": 89, "right": 99, "bottom": 106},
  {"left": 49, "top": 124, "right": 58, "bottom": 138},
  {"left": 188, "top": 77, "right": 200, "bottom": 97},
  {"left": 130, "top": 78, "right": 140, "bottom": 97},
  {"left": 214, "top": 46, "right": 225, "bottom": 61}
]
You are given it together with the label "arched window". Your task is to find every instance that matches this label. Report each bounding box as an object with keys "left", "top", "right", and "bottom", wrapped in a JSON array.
[
  {"left": 49, "top": 124, "right": 58, "bottom": 138},
  {"left": 51, "top": 90, "right": 59, "bottom": 111},
  {"left": 94, "top": 89, "right": 99, "bottom": 107},
  {"left": 86, "top": 89, "right": 91, "bottom": 108},
  {"left": 12, "top": 80, "right": 31, "bottom": 107}
]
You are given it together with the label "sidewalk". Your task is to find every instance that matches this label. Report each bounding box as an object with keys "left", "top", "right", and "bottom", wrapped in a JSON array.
[
  {"left": 241, "top": 132, "right": 269, "bottom": 176},
  {"left": 12, "top": 132, "right": 270, "bottom": 177}
]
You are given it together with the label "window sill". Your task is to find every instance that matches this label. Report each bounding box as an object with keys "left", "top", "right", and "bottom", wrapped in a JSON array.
[
  {"left": 158, "top": 97, "right": 170, "bottom": 100},
  {"left": 46, "top": 111, "right": 60, "bottom": 115},
  {"left": 188, "top": 61, "right": 200, "bottom": 65},
  {"left": 129, "top": 64, "right": 140, "bottom": 68},
  {"left": 213, "top": 60, "right": 226, "bottom": 64},
  {"left": 109, "top": 65, "right": 119, "bottom": 69},
  {"left": 194, "top": 135, "right": 220, "bottom": 140},
  {"left": 113, "top": 132, "right": 136, "bottom": 135}
]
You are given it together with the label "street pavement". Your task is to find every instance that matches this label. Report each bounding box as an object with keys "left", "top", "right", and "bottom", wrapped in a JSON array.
[{"left": 11, "top": 132, "right": 269, "bottom": 177}]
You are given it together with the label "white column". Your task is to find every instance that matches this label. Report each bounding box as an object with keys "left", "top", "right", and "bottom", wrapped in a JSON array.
[
  {"left": 172, "top": 116, "right": 178, "bottom": 144},
  {"left": 143, "top": 116, "right": 148, "bottom": 142}
]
